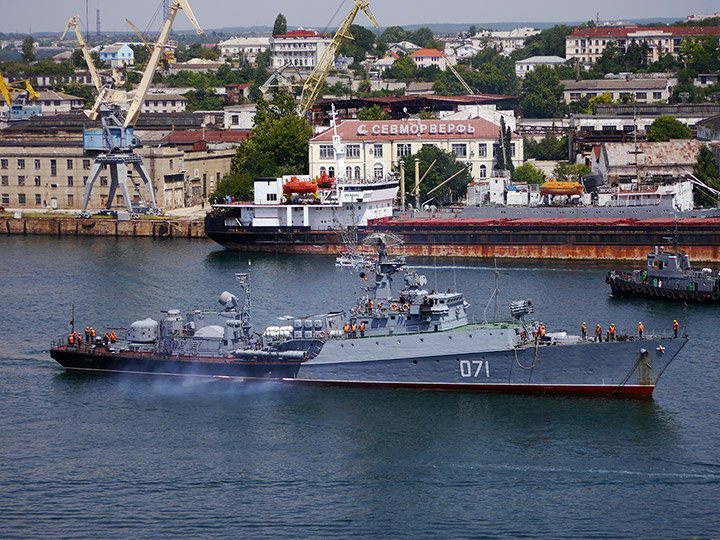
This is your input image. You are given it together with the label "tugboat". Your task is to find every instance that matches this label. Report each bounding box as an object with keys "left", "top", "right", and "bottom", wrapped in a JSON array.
[
  {"left": 606, "top": 235, "right": 720, "bottom": 303},
  {"left": 51, "top": 237, "right": 687, "bottom": 396}
]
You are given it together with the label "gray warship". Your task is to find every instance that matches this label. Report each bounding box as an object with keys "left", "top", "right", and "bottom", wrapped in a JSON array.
[
  {"left": 51, "top": 237, "right": 687, "bottom": 396},
  {"left": 606, "top": 238, "right": 720, "bottom": 303}
]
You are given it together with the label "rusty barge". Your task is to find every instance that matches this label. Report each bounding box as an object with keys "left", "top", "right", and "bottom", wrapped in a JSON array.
[{"left": 204, "top": 213, "right": 720, "bottom": 262}]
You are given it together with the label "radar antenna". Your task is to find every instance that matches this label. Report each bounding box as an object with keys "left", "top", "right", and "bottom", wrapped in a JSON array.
[{"left": 235, "top": 262, "right": 252, "bottom": 339}]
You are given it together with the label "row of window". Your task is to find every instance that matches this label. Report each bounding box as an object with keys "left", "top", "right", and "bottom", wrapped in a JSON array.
[
  {"left": 318, "top": 142, "right": 515, "bottom": 160},
  {"left": 1, "top": 193, "right": 120, "bottom": 206},
  {"left": 1, "top": 158, "right": 92, "bottom": 171},
  {"left": 568, "top": 91, "right": 663, "bottom": 100},
  {"left": 1, "top": 176, "right": 106, "bottom": 187},
  {"left": 315, "top": 162, "right": 499, "bottom": 181}
]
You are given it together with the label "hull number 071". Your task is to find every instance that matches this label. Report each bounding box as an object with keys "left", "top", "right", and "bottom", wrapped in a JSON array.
[{"left": 459, "top": 359, "right": 490, "bottom": 378}]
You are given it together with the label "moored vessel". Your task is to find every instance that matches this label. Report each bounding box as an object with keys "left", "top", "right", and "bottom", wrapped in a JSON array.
[{"left": 606, "top": 236, "right": 720, "bottom": 302}]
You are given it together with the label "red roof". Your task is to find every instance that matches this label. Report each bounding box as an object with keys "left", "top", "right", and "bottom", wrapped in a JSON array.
[
  {"left": 570, "top": 25, "right": 720, "bottom": 38},
  {"left": 411, "top": 48, "right": 444, "bottom": 57},
  {"left": 276, "top": 29, "right": 328, "bottom": 39}
]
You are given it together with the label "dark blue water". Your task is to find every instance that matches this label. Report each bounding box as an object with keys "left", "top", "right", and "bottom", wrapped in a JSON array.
[{"left": 1, "top": 236, "right": 719, "bottom": 539}]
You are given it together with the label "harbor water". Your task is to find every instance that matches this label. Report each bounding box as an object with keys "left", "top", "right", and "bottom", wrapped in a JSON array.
[{"left": 1, "top": 236, "right": 719, "bottom": 539}]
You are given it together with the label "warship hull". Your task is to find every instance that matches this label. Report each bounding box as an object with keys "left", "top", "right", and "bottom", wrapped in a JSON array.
[{"left": 51, "top": 331, "right": 687, "bottom": 396}]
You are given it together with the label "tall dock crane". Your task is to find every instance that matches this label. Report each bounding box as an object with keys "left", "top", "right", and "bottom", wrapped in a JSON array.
[
  {"left": 61, "top": 15, "right": 126, "bottom": 102},
  {"left": 298, "top": 0, "right": 378, "bottom": 117},
  {"left": 79, "top": 0, "right": 202, "bottom": 217}
]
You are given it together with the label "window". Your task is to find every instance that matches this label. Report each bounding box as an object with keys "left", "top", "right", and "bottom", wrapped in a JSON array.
[
  {"left": 346, "top": 144, "right": 360, "bottom": 158},
  {"left": 18, "top": 175, "right": 25, "bottom": 186},
  {"left": 511, "top": 143, "right": 516, "bottom": 157},
  {"left": 636, "top": 92, "right": 647, "bottom": 100},
  {"left": 570, "top": 92, "right": 581, "bottom": 101},
  {"left": 373, "top": 144, "right": 383, "bottom": 158},
  {"left": 2, "top": 159, "right": 9, "bottom": 169},
  {"left": 452, "top": 143, "right": 467, "bottom": 158},
  {"left": 34, "top": 176, "right": 41, "bottom": 186},
  {"left": 100, "top": 176, "right": 108, "bottom": 187},
  {"left": 328, "top": 166, "right": 335, "bottom": 178},
  {"left": 478, "top": 144, "right": 487, "bottom": 157},
  {"left": 67, "top": 176, "right": 73, "bottom": 187},
  {"left": 346, "top": 166, "right": 352, "bottom": 179},
  {"left": 17, "top": 159, "right": 25, "bottom": 169},
  {"left": 1, "top": 176, "right": 7, "bottom": 186},
  {"left": 169, "top": 159, "right": 173, "bottom": 170},
  {"left": 373, "top": 164, "right": 384, "bottom": 179},
  {"left": 67, "top": 194, "right": 74, "bottom": 206},
  {"left": 50, "top": 159, "right": 57, "bottom": 177},
  {"left": 18, "top": 193, "right": 26, "bottom": 205},
  {"left": 83, "top": 176, "right": 88, "bottom": 186},
  {"left": 35, "top": 194, "right": 41, "bottom": 205},
  {"left": 231, "top": 115, "right": 239, "bottom": 125},
  {"left": 35, "top": 159, "right": 41, "bottom": 169},
  {"left": 319, "top": 145, "right": 334, "bottom": 159},
  {"left": 653, "top": 92, "right": 662, "bottom": 100},
  {"left": 479, "top": 164, "right": 487, "bottom": 178},
  {"left": 266, "top": 193, "right": 277, "bottom": 202},
  {"left": 397, "top": 143, "right": 411, "bottom": 158},
  {"left": 1, "top": 194, "right": 8, "bottom": 205},
  {"left": 354, "top": 166, "right": 361, "bottom": 179},
  {"left": 319, "top": 166, "right": 326, "bottom": 175},
  {"left": 66, "top": 159, "right": 73, "bottom": 169}
]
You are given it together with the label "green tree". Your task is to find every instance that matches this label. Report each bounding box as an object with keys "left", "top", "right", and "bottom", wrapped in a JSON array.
[
  {"left": 396, "top": 145, "right": 472, "bottom": 205},
  {"left": 357, "top": 104, "right": 391, "bottom": 120},
  {"left": 218, "top": 91, "right": 312, "bottom": 200},
  {"left": 21, "top": 36, "right": 35, "bottom": 62},
  {"left": 552, "top": 162, "right": 590, "bottom": 182},
  {"left": 520, "top": 65, "right": 567, "bottom": 118},
  {"left": 338, "top": 24, "right": 376, "bottom": 62},
  {"left": 511, "top": 162, "right": 545, "bottom": 184},
  {"left": 183, "top": 88, "right": 224, "bottom": 111},
  {"left": 646, "top": 116, "right": 692, "bottom": 142},
  {"left": 272, "top": 13, "right": 287, "bottom": 37},
  {"left": 519, "top": 25, "right": 572, "bottom": 58},
  {"left": 524, "top": 134, "right": 568, "bottom": 160},
  {"left": 495, "top": 117, "right": 514, "bottom": 173},
  {"left": 693, "top": 145, "right": 720, "bottom": 207},
  {"left": 585, "top": 91, "right": 614, "bottom": 113},
  {"left": 383, "top": 55, "right": 416, "bottom": 81},
  {"left": 378, "top": 26, "right": 407, "bottom": 44}
]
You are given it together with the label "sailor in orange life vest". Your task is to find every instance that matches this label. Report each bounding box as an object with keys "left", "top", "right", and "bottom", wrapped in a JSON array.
[
  {"left": 638, "top": 321, "right": 644, "bottom": 339},
  {"left": 581, "top": 322, "right": 587, "bottom": 340},
  {"left": 343, "top": 322, "right": 350, "bottom": 337},
  {"left": 608, "top": 323, "right": 616, "bottom": 341},
  {"left": 359, "top": 321, "right": 366, "bottom": 337},
  {"left": 596, "top": 324, "right": 602, "bottom": 342},
  {"left": 673, "top": 319, "right": 679, "bottom": 338}
]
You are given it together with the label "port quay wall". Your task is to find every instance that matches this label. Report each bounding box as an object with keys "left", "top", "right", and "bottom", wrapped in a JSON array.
[{"left": 1, "top": 216, "right": 205, "bottom": 239}]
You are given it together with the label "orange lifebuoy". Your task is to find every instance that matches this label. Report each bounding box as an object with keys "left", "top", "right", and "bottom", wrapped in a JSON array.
[{"left": 391, "top": 303, "right": 399, "bottom": 311}]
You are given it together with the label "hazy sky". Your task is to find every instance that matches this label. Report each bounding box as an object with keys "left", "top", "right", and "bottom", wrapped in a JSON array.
[{"left": 4, "top": 0, "right": 720, "bottom": 34}]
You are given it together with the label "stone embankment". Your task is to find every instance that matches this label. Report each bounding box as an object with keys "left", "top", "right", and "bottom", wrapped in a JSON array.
[{"left": 1, "top": 215, "right": 206, "bottom": 238}]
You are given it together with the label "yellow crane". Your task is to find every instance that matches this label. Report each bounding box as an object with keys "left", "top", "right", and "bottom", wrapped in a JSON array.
[
  {"left": 125, "top": 18, "right": 175, "bottom": 69},
  {"left": 298, "top": 0, "right": 379, "bottom": 117},
  {"left": 0, "top": 70, "right": 39, "bottom": 106}
]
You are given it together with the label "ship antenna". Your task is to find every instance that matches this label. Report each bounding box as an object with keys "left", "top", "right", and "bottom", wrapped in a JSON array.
[
  {"left": 235, "top": 261, "right": 252, "bottom": 340},
  {"left": 71, "top": 304, "right": 75, "bottom": 333},
  {"left": 683, "top": 301, "right": 688, "bottom": 338},
  {"left": 482, "top": 255, "right": 501, "bottom": 323}
]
